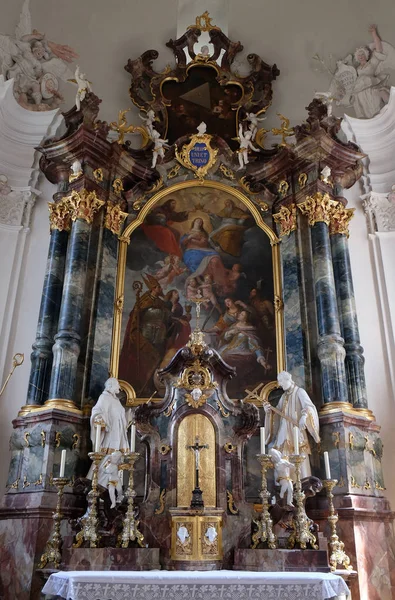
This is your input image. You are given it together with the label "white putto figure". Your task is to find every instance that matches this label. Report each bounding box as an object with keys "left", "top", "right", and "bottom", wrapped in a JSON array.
[
  {"left": 237, "top": 123, "right": 260, "bottom": 170},
  {"left": 102, "top": 450, "right": 124, "bottom": 508},
  {"left": 245, "top": 112, "right": 266, "bottom": 140},
  {"left": 151, "top": 128, "right": 169, "bottom": 168},
  {"left": 73, "top": 65, "right": 92, "bottom": 111},
  {"left": 269, "top": 448, "right": 294, "bottom": 506},
  {"left": 264, "top": 371, "right": 320, "bottom": 478},
  {"left": 90, "top": 377, "right": 129, "bottom": 454},
  {"left": 139, "top": 109, "right": 156, "bottom": 137}
]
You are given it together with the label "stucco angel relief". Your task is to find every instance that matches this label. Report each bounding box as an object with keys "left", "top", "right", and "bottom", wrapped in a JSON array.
[
  {"left": 314, "top": 25, "right": 395, "bottom": 119},
  {"left": 0, "top": 0, "right": 78, "bottom": 111}
]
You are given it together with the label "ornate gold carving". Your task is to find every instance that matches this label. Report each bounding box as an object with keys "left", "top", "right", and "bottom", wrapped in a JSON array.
[
  {"left": 159, "top": 443, "right": 171, "bottom": 455},
  {"left": 201, "top": 522, "right": 219, "bottom": 555},
  {"left": 133, "top": 178, "right": 164, "bottom": 211},
  {"left": 273, "top": 204, "right": 297, "bottom": 237},
  {"left": 348, "top": 432, "right": 355, "bottom": 451},
  {"left": 364, "top": 479, "right": 372, "bottom": 490},
  {"left": 154, "top": 489, "right": 166, "bottom": 515},
  {"left": 23, "top": 475, "right": 30, "bottom": 489},
  {"left": 274, "top": 295, "right": 284, "bottom": 312},
  {"left": 323, "top": 479, "right": 353, "bottom": 572},
  {"left": 33, "top": 474, "right": 43, "bottom": 486},
  {"left": 226, "top": 490, "right": 239, "bottom": 515},
  {"left": 175, "top": 133, "right": 218, "bottom": 181},
  {"left": 251, "top": 455, "right": 277, "bottom": 549},
  {"left": 175, "top": 359, "right": 217, "bottom": 408},
  {"left": 112, "top": 178, "right": 124, "bottom": 195},
  {"left": 364, "top": 435, "right": 376, "bottom": 457},
  {"left": 72, "top": 433, "right": 80, "bottom": 450},
  {"left": 67, "top": 189, "right": 105, "bottom": 224},
  {"left": 257, "top": 198, "right": 269, "bottom": 212},
  {"left": 24, "top": 432, "right": 30, "bottom": 447},
  {"left": 109, "top": 109, "right": 149, "bottom": 147},
  {"left": 114, "top": 294, "right": 124, "bottom": 315},
  {"left": 255, "top": 127, "right": 269, "bottom": 150},
  {"left": 219, "top": 163, "right": 236, "bottom": 181},
  {"left": 375, "top": 481, "right": 386, "bottom": 491},
  {"left": 188, "top": 11, "right": 220, "bottom": 32},
  {"left": 298, "top": 192, "right": 338, "bottom": 227},
  {"left": 55, "top": 432, "right": 61, "bottom": 448},
  {"left": 175, "top": 522, "right": 193, "bottom": 555},
  {"left": 104, "top": 202, "right": 128, "bottom": 236},
  {"left": 271, "top": 113, "right": 294, "bottom": 147},
  {"left": 338, "top": 476, "right": 345, "bottom": 487},
  {"left": 332, "top": 432, "right": 340, "bottom": 448},
  {"left": 48, "top": 200, "right": 71, "bottom": 232},
  {"left": 41, "top": 431, "right": 46, "bottom": 448},
  {"left": 239, "top": 176, "right": 258, "bottom": 195},
  {"left": 9, "top": 478, "right": 19, "bottom": 489},
  {"left": 224, "top": 442, "right": 236, "bottom": 454},
  {"left": 329, "top": 204, "right": 355, "bottom": 237},
  {"left": 350, "top": 475, "right": 362, "bottom": 489},
  {"left": 93, "top": 168, "right": 104, "bottom": 182},
  {"left": 277, "top": 180, "right": 289, "bottom": 197},
  {"left": 298, "top": 173, "right": 308, "bottom": 189},
  {"left": 167, "top": 164, "right": 181, "bottom": 180}
]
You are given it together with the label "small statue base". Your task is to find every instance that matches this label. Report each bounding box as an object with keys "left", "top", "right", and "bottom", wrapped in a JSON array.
[{"left": 190, "top": 487, "right": 204, "bottom": 509}]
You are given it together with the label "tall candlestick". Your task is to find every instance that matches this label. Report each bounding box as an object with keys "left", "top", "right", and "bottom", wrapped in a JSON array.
[
  {"left": 94, "top": 424, "right": 101, "bottom": 453},
  {"left": 59, "top": 449, "right": 66, "bottom": 478},
  {"left": 293, "top": 426, "right": 299, "bottom": 455},
  {"left": 324, "top": 451, "right": 331, "bottom": 479},
  {"left": 260, "top": 427, "right": 265, "bottom": 454},
  {"left": 130, "top": 423, "right": 136, "bottom": 452}
]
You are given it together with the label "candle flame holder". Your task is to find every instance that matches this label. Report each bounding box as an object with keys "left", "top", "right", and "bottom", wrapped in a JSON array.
[
  {"left": 73, "top": 451, "right": 104, "bottom": 548},
  {"left": 251, "top": 454, "right": 277, "bottom": 549},
  {"left": 120, "top": 451, "right": 145, "bottom": 548},
  {"left": 38, "top": 477, "right": 69, "bottom": 569},
  {"left": 323, "top": 479, "right": 353, "bottom": 571},
  {"left": 287, "top": 454, "right": 318, "bottom": 549}
]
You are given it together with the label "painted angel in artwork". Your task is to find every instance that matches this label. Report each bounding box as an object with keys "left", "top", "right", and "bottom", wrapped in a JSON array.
[
  {"left": 315, "top": 25, "right": 395, "bottom": 119},
  {"left": 0, "top": 0, "right": 78, "bottom": 111}
]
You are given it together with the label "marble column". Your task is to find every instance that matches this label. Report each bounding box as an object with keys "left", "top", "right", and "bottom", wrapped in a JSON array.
[
  {"left": 298, "top": 193, "right": 348, "bottom": 404},
  {"left": 330, "top": 206, "right": 368, "bottom": 409},
  {"left": 46, "top": 190, "right": 104, "bottom": 411}
]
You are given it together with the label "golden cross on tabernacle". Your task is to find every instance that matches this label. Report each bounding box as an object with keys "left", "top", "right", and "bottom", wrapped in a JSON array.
[
  {"left": 109, "top": 109, "right": 149, "bottom": 146},
  {"left": 271, "top": 113, "right": 294, "bottom": 148}
]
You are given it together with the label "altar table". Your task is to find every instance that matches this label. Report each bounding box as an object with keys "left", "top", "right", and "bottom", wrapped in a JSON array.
[{"left": 42, "top": 570, "right": 350, "bottom": 600}]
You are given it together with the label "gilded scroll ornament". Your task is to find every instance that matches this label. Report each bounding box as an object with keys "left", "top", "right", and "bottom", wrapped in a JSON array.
[
  {"left": 114, "top": 294, "right": 124, "bottom": 315},
  {"left": 350, "top": 475, "right": 362, "bottom": 489},
  {"left": 332, "top": 432, "right": 340, "bottom": 449},
  {"left": 271, "top": 113, "right": 294, "bottom": 147},
  {"left": 72, "top": 433, "right": 80, "bottom": 450},
  {"left": 55, "top": 432, "right": 61, "bottom": 448},
  {"left": 154, "top": 489, "right": 166, "bottom": 515},
  {"left": 348, "top": 432, "right": 355, "bottom": 451},
  {"left": 273, "top": 204, "right": 297, "bottom": 237},
  {"left": 9, "top": 478, "right": 19, "bottom": 489},
  {"left": 224, "top": 442, "right": 236, "bottom": 454},
  {"left": 159, "top": 443, "right": 171, "bottom": 456},
  {"left": 23, "top": 475, "right": 30, "bottom": 489},
  {"left": 298, "top": 192, "right": 338, "bottom": 227},
  {"left": 298, "top": 173, "right": 308, "bottom": 189},
  {"left": 33, "top": 474, "right": 43, "bottom": 486},
  {"left": 277, "top": 180, "right": 289, "bottom": 197},
  {"left": 67, "top": 189, "right": 105, "bottom": 224},
  {"left": 104, "top": 202, "right": 128, "bottom": 236},
  {"left": 112, "top": 178, "right": 124, "bottom": 195},
  {"left": 375, "top": 481, "right": 386, "bottom": 491},
  {"left": 175, "top": 130, "right": 218, "bottom": 181},
  {"left": 48, "top": 200, "right": 71, "bottom": 232},
  {"left": 93, "top": 168, "right": 104, "bottom": 182},
  {"left": 329, "top": 204, "right": 355, "bottom": 237},
  {"left": 364, "top": 435, "right": 376, "bottom": 457},
  {"left": 167, "top": 164, "right": 181, "bottom": 180},
  {"left": 24, "top": 432, "right": 30, "bottom": 448},
  {"left": 226, "top": 490, "right": 239, "bottom": 515},
  {"left": 219, "top": 163, "right": 236, "bottom": 180},
  {"left": 188, "top": 11, "right": 220, "bottom": 32},
  {"left": 109, "top": 109, "right": 149, "bottom": 147},
  {"left": 41, "top": 431, "right": 46, "bottom": 448}
]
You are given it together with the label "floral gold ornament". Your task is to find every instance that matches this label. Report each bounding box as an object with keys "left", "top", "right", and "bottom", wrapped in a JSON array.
[
  {"left": 273, "top": 204, "right": 297, "bottom": 237},
  {"left": 350, "top": 475, "right": 362, "bottom": 489},
  {"left": 224, "top": 442, "right": 236, "bottom": 454},
  {"left": 167, "top": 164, "right": 181, "bottom": 180},
  {"left": 104, "top": 202, "right": 128, "bottom": 236},
  {"left": 38, "top": 477, "right": 69, "bottom": 569},
  {"left": 48, "top": 200, "right": 71, "bottom": 232},
  {"left": 298, "top": 192, "right": 338, "bottom": 227},
  {"left": 72, "top": 433, "right": 80, "bottom": 450},
  {"left": 271, "top": 113, "right": 294, "bottom": 147},
  {"left": 323, "top": 479, "right": 353, "bottom": 572},
  {"left": 332, "top": 432, "right": 340, "bottom": 448},
  {"left": 55, "top": 432, "right": 61, "bottom": 448},
  {"left": 175, "top": 128, "right": 218, "bottom": 182},
  {"left": 277, "top": 180, "right": 289, "bottom": 197},
  {"left": 93, "top": 168, "right": 104, "bottom": 182},
  {"left": 364, "top": 435, "right": 376, "bottom": 457},
  {"left": 227, "top": 490, "right": 239, "bottom": 515},
  {"left": 33, "top": 474, "right": 43, "bottom": 486},
  {"left": 175, "top": 359, "right": 218, "bottom": 409},
  {"left": 348, "top": 432, "right": 355, "bottom": 451},
  {"left": 159, "top": 443, "right": 171, "bottom": 456},
  {"left": 154, "top": 489, "right": 166, "bottom": 515},
  {"left": 23, "top": 475, "right": 30, "bottom": 489},
  {"left": 329, "top": 204, "right": 355, "bottom": 237},
  {"left": 109, "top": 109, "right": 149, "bottom": 147},
  {"left": 298, "top": 173, "right": 308, "bottom": 189},
  {"left": 219, "top": 163, "right": 236, "bottom": 180},
  {"left": 67, "top": 189, "right": 105, "bottom": 224},
  {"left": 112, "top": 178, "right": 124, "bottom": 195},
  {"left": 188, "top": 11, "right": 220, "bottom": 32},
  {"left": 255, "top": 127, "right": 269, "bottom": 150},
  {"left": 114, "top": 294, "right": 124, "bottom": 315}
]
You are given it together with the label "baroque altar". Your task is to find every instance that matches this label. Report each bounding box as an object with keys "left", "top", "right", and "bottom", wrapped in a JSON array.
[{"left": 0, "top": 13, "right": 393, "bottom": 600}]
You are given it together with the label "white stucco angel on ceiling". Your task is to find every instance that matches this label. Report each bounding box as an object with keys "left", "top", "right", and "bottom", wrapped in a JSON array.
[
  {"left": 314, "top": 25, "right": 395, "bottom": 119},
  {"left": 0, "top": 0, "right": 78, "bottom": 111}
]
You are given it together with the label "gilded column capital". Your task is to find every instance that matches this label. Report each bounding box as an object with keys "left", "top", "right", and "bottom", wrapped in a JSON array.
[
  {"left": 298, "top": 192, "right": 338, "bottom": 227},
  {"left": 329, "top": 205, "right": 355, "bottom": 237},
  {"left": 66, "top": 189, "right": 105, "bottom": 224},
  {"left": 273, "top": 204, "right": 297, "bottom": 237},
  {"left": 104, "top": 202, "right": 128, "bottom": 236},
  {"left": 48, "top": 199, "right": 71, "bottom": 232}
]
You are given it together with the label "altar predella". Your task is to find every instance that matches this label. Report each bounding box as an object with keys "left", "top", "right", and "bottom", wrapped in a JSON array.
[{"left": 0, "top": 11, "right": 393, "bottom": 600}]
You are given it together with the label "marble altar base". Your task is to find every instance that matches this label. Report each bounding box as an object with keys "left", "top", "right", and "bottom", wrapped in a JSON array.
[
  {"left": 233, "top": 548, "right": 330, "bottom": 572},
  {"left": 62, "top": 547, "right": 160, "bottom": 571}
]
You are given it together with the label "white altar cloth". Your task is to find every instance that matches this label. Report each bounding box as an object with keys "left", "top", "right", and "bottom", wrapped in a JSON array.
[{"left": 42, "top": 570, "right": 350, "bottom": 600}]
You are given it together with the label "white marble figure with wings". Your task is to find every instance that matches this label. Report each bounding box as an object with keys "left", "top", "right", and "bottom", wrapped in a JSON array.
[
  {"left": 315, "top": 25, "right": 395, "bottom": 119},
  {"left": 0, "top": 0, "right": 78, "bottom": 111}
]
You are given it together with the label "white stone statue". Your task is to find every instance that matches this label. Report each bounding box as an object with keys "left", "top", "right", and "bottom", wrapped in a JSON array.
[
  {"left": 151, "top": 128, "right": 169, "bottom": 168},
  {"left": 237, "top": 123, "right": 260, "bottom": 170},
  {"left": 264, "top": 371, "right": 320, "bottom": 478},
  {"left": 245, "top": 112, "right": 266, "bottom": 140},
  {"left": 320, "top": 165, "right": 331, "bottom": 184},
  {"left": 197, "top": 121, "right": 207, "bottom": 135},
  {"left": 316, "top": 25, "right": 395, "bottom": 119},
  {"left": 90, "top": 377, "right": 129, "bottom": 454},
  {"left": 387, "top": 184, "right": 395, "bottom": 204},
  {"left": 0, "top": 0, "right": 78, "bottom": 110},
  {"left": 69, "top": 159, "right": 83, "bottom": 182},
  {"left": 269, "top": 448, "right": 294, "bottom": 506},
  {"left": 71, "top": 65, "right": 92, "bottom": 111},
  {"left": 0, "top": 175, "right": 11, "bottom": 196},
  {"left": 139, "top": 109, "right": 156, "bottom": 137},
  {"left": 101, "top": 450, "right": 124, "bottom": 508}
]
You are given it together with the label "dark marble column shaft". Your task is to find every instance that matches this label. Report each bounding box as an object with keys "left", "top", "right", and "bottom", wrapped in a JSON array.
[
  {"left": 48, "top": 218, "right": 92, "bottom": 404},
  {"left": 310, "top": 222, "right": 348, "bottom": 403},
  {"left": 331, "top": 233, "right": 368, "bottom": 408},
  {"left": 26, "top": 229, "right": 69, "bottom": 405}
]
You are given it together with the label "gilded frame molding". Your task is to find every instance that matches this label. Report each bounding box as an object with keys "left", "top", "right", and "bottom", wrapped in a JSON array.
[{"left": 110, "top": 180, "right": 285, "bottom": 405}]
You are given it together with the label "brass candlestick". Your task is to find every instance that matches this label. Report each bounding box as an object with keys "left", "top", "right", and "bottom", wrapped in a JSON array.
[
  {"left": 251, "top": 454, "right": 277, "bottom": 549},
  {"left": 74, "top": 451, "right": 104, "bottom": 548},
  {"left": 38, "top": 477, "right": 69, "bottom": 569},
  {"left": 288, "top": 454, "right": 318, "bottom": 549},
  {"left": 120, "top": 451, "right": 145, "bottom": 548},
  {"left": 323, "top": 479, "right": 353, "bottom": 571}
]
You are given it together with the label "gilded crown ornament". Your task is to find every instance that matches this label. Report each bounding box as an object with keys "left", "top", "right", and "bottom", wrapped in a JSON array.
[
  {"left": 67, "top": 189, "right": 105, "bottom": 224},
  {"left": 104, "top": 202, "right": 128, "bottom": 236},
  {"left": 329, "top": 204, "right": 355, "bottom": 237},
  {"left": 48, "top": 199, "right": 72, "bottom": 232},
  {"left": 298, "top": 192, "right": 338, "bottom": 227},
  {"left": 273, "top": 205, "right": 297, "bottom": 237}
]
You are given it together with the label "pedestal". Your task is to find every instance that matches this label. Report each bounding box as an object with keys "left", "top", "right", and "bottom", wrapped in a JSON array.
[
  {"left": 62, "top": 547, "right": 161, "bottom": 571},
  {"left": 169, "top": 508, "right": 223, "bottom": 570},
  {"left": 233, "top": 548, "right": 330, "bottom": 572}
]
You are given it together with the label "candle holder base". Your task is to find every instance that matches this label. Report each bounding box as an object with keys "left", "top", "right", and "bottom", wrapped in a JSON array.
[
  {"left": 323, "top": 479, "right": 353, "bottom": 572},
  {"left": 288, "top": 455, "right": 318, "bottom": 550},
  {"left": 190, "top": 487, "right": 204, "bottom": 509},
  {"left": 37, "top": 477, "right": 69, "bottom": 569},
  {"left": 251, "top": 454, "right": 277, "bottom": 550},
  {"left": 120, "top": 451, "right": 145, "bottom": 549}
]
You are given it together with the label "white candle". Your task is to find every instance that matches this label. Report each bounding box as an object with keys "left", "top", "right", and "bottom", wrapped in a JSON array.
[
  {"left": 324, "top": 451, "right": 331, "bottom": 479},
  {"left": 130, "top": 423, "right": 136, "bottom": 452},
  {"left": 94, "top": 424, "right": 101, "bottom": 453},
  {"left": 260, "top": 427, "right": 265, "bottom": 454},
  {"left": 59, "top": 449, "right": 66, "bottom": 478},
  {"left": 293, "top": 427, "right": 299, "bottom": 455}
]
